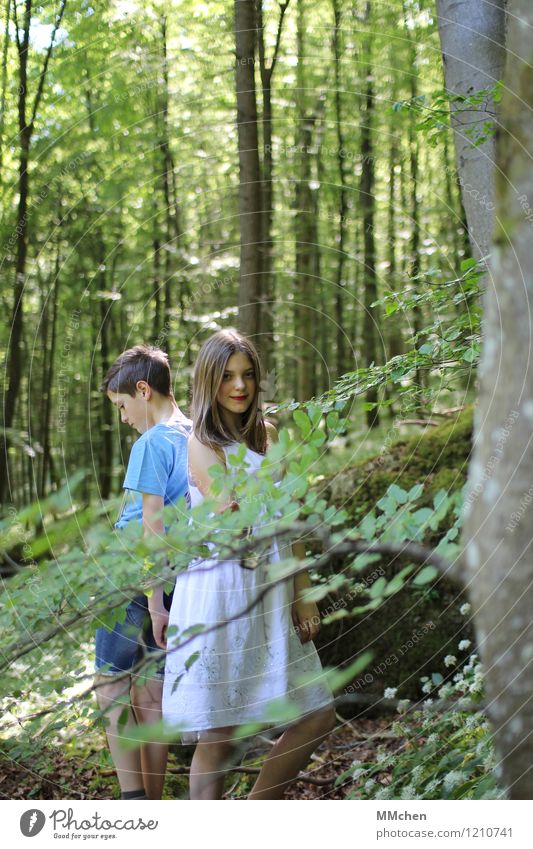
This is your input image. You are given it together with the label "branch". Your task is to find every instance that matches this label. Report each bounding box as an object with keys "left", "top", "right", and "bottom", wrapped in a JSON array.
[
  {"left": 29, "top": 0, "right": 67, "bottom": 131},
  {"left": 256, "top": 0, "right": 290, "bottom": 84}
]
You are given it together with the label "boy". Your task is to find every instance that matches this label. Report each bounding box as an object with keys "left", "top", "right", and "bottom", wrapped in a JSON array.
[{"left": 94, "top": 345, "right": 190, "bottom": 800}]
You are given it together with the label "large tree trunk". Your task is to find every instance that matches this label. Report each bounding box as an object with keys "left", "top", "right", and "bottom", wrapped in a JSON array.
[
  {"left": 436, "top": 0, "right": 506, "bottom": 261},
  {"left": 462, "top": 0, "right": 533, "bottom": 799},
  {"left": 234, "top": 0, "right": 262, "bottom": 340}
]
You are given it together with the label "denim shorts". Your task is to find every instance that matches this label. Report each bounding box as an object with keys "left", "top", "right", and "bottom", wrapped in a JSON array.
[{"left": 94, "top": 593, "right": 172, "bottom": 679}]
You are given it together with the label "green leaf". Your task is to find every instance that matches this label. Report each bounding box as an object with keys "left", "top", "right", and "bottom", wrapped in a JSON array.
[
  {"left": 293, "top": 409, "right": 311, "bottom": 436},
  {"left": 413, "top": 565, "right": 439, "bottom": 586}
]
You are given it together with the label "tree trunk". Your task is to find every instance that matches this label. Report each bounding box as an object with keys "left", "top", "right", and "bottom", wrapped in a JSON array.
[
  {"left": 0, "top": 0, "right": 66, "bottom": 504},
  {"left": 332, "top": 0, "right": 348, "bottom": 379},
  {"left": 462, "top": 0, "right": 533, "bottom": 800},
  {"left": 436, "top": 0, "right": 506, "bottom": 260},
  {"left": 256, "top": 0, "right": 290, "bottom": 371},
  {"left": 234, "top": 0, "right": 262, "bottom": 340},
  {"left": 0, "top": 0, "right": 10, "bottom": 178},
  {"left": 359, "top": 14, "right": 379, "bottom": 428}
]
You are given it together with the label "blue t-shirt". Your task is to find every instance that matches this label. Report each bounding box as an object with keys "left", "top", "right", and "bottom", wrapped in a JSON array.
[{"left": 115, "top": 414, "right": 191, "bottom": 529}]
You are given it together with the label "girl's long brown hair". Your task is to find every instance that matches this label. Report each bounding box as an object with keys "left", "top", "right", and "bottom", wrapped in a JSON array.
[{"left": 191, "top": 329, "right": 267, "bottom": 454}]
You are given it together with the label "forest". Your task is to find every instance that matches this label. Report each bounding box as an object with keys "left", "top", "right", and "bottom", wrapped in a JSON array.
[{"left": 0, "top": 0, "right": 532, "bottom": 802}]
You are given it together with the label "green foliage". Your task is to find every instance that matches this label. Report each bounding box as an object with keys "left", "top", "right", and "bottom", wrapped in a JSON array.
[
  {"left": 338, "top": 651, "right": 505, "bottom": 800},
  {"left": 394, "top": 83, "right": 502, "bottom": 147}
]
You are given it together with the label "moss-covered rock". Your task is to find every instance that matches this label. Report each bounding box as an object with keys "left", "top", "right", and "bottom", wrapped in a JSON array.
[
  {"left": 325, "top": 407, "right": 473, "bottom": 520},
  {"left": 316, "top": 409, "right": 475, "bottom": 706}
]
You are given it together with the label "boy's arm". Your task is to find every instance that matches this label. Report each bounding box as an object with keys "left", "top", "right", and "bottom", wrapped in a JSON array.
[{"left": 142, "top": 492, "right": 168, "bottom": 649}]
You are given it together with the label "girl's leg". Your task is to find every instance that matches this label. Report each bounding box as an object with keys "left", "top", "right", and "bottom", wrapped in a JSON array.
[
  {"left": 190, "top": 727, "right": 238, "bottom": 800},
  {"left": 95, "top": 675, "right": 145, "bottom": 796},
  {"left": 130, "top": 677, "right": 167, "bottom": 800},
  {"left": 248, "top": 706, "right": 336, "bottom": 800}
]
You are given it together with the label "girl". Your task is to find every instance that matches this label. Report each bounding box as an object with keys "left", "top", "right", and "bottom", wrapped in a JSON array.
[{"left": 162, "top": 329, "right": 335, "bottom": 799}]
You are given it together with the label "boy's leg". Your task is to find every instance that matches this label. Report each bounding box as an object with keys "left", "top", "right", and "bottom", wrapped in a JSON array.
[
  {"left": 248, "top": 706, "right": 336, "bottom": 800},
  {"left": 94, "top": 674, "right": 145, "bottom": 796},
  {"left": 95, "top": 597, "right": 164, "bottom": 798},
  {"left": 189, "top": 727, "right": 238, "bottom": 800},
  {"left": 130, "top": 677, "right": 167, "bottom": 800}
]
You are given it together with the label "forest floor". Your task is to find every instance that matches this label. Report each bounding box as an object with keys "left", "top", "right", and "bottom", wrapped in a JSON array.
[{"left": 0, "top": 716, "right": 399, "bottom": 800}]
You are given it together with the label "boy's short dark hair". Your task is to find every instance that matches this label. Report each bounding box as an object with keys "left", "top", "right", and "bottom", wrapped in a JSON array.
[{"left": 101, "top": 345, "right": 172, "bottom": 397}]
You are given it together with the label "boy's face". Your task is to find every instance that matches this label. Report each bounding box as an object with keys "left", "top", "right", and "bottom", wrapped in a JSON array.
[{"left": 107, "top": 389, "right": 149, "bottom": 434}]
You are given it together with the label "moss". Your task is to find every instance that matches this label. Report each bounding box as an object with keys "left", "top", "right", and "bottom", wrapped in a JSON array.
[
  {"left": 316, "top": 409, "right": 474, "bottom": 706},
  {"left": 325, "top": 407, "right": 473, "bottom": 519}
]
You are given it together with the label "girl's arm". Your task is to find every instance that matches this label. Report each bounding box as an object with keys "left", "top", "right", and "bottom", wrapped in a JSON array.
[
  {"left": 188, "top": 434, "right": 234, "bottom": 511},
  {"left": 266, "top": 423, "right": 320, "bottom": 643},
  {"left": 291, "top": 540, "right": 321, "bottom": 643}
]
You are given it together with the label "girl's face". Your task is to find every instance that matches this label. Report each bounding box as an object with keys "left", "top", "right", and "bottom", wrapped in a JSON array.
[{"left": 216, "top": 352, "right": 256, "bottom": 422}]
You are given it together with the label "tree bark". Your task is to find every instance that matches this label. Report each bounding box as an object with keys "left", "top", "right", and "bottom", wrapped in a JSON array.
[
  {"left": 256, "top": 0, "right": 289, "bottom": 371},
  {"left": 436, "top": 0, "right": 506, "bottom": 261},
  {"left": 462, "top": 0, "right": 533, "bottom": 799},
  {"left": 359, "top": 11, "right": 379, "bottom": 428},
  {"left": 332, "top": 0, "right": 348, "bottom": 379},
  {"left": 234, "top": 0, "right": 262, "bottom": 340},
  {"left": 0, "top": 0, "right": 67, "bottom": 504}
]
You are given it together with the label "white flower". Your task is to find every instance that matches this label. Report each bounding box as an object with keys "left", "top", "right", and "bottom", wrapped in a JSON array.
[
  {"left": 425, "top": 778, "right": 440, "bottom": 794},
  {"left": 351, "top": 767, "right": 365, "bottom": 781},
  {"left": 458, "top": 640, "right": 471, "bottom": 651},
  {"left": 364, "top": 778, "right": 377, "bottom": 792},
  {"left": 421, "top": 681, "right": 433, "bottom": 694},
  {"left": 396, "top": 699, "right": 411, "bottom": 713},
  {"left": 438, "top": 683, "right": 453, "bottom": 699},
  {"left": 400, "top": 784, "right": 417, "bottom": 799},
  {"left": 443, "top": 770, "right": 464, "bottom": 790},
  {"left": 375, "top": 786, "right": 393, "bottom": 800},
  {"left": 444, "top": 654, "right": 457, "bottom": 667},
  {"left": 460, "top": 603, "right": 471, "bottom": 615},
  {"left": 426, "top": 733, "right": 438, "bottom": 745},
  {"left": 422, "top": 698, "right": 434, "bottom": 710},
  {"left": 384, "top": 687, "right": 398, "bottom": 699}
]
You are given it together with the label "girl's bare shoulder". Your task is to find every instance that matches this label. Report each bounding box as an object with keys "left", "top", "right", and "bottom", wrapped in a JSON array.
[
  {"left": 265, "top": 420, "right": 279, "bottom": 445},
  {"left": 188, "top": 434, "right": 224, "bottom": 467}
]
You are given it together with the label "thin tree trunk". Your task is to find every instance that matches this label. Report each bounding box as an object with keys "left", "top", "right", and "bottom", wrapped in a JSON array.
[
  {"left": 436, "top": 0, "right": 506, "bottom": 261},
  {"left": 0, "top": 0, "right": 10, "bottom": 179},
  {"left": 234, "top": 0, "right": 262, "bottom": 340},
  {"left": 40, "top": 227, "right": 61, "bottom": 497},
  {"left": 332, "top": 0, "right": 348, "bottom": 379},
  {"left": 359, "top": 9, "right": 379, "bottom": 428},
  {"left": 462, "top": 0, "right": 533, "bottom": 800},
  {"left": 256, "top": 0, "right": 289, "bottom": 371}
]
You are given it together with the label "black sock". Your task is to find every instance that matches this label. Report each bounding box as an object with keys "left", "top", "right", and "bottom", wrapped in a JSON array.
[{"left": 121, "top": 789, "right": 147, "bottom": 800}]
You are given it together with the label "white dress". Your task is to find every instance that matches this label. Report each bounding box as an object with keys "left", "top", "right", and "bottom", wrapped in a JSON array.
[{"left": 162, "top": 442, "right": 332, "bottom": 736}]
